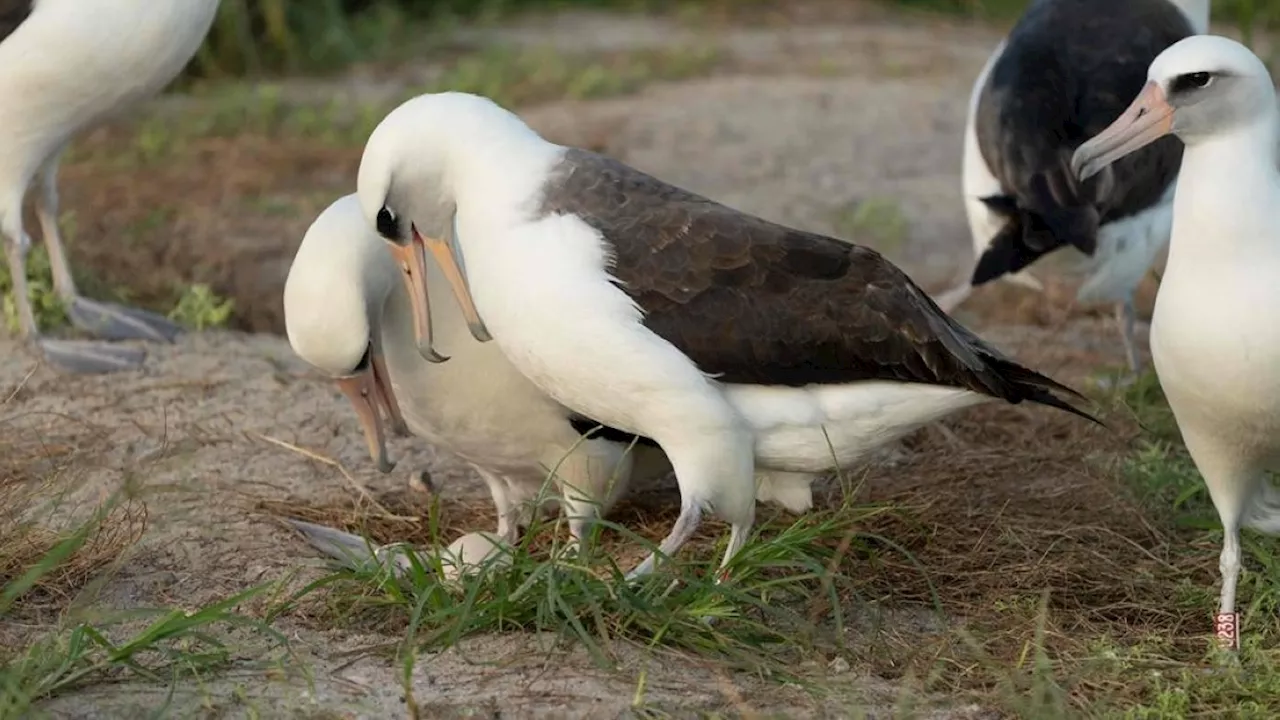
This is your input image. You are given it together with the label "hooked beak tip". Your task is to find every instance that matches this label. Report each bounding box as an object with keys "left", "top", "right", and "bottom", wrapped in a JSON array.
[
  {"left": 1070, "top": 154, "right": 1096, "bottom": 182},
  {"left": 469, "top": 321, "right": 493, "bottom": 343},
  {"left": 418, "top": 344, "right": 450, "bottom": 363}
]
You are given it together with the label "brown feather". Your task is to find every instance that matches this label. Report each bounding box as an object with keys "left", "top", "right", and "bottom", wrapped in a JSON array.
[{"left": 536, "top": 148, "right": 1099, "bottom": 425}]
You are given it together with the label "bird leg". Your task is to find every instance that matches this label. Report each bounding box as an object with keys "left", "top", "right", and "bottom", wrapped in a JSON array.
[
  {"left": 1116, "top": 294, "right": 1143, "bottom": 376},
  {"left": 35, "top": 156, "right": 182, "bottom": 347},
  {"left": 1216, "top": 523, "right": 1243, "bottom": 652},
  {"left": 625, "top": 503, "right": 703, "bottom": 581},
  {"left": 715, "top": 507, "right": 756, "bottom": 584},
  {"left": 475, "top": 467, "right": 521, "bottom": 544},
  {"left": 4, "top": 223, "right": 144, "bottom": 374}
]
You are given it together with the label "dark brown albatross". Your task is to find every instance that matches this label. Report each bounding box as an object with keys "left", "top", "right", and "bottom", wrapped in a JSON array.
[{"left": 354, "top": 91, "right": 1101, "bottom": 580}]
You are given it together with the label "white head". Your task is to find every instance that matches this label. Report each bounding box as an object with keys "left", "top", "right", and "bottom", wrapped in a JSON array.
[
  {"left": 284, "top": 194, "right": 406, "bottom": 473},
  {"left": 1072, "top": 35, "right": 1276, "bottom": 181},
  {"left": 356, "top": 92, "right": 541, "bottom": 363}
]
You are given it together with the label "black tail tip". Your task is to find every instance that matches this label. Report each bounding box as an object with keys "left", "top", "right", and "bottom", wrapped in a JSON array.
[{"left": 1029, "top": 388, "right": 1107, "bottom": 428}]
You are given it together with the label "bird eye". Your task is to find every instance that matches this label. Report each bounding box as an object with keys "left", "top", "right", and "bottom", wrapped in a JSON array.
[
  {"left": 376, "top": 206, "right": 400, "bottom": 239},
  {"left": 1171, "top": 71, "right": 1214, "bottom": 94}
]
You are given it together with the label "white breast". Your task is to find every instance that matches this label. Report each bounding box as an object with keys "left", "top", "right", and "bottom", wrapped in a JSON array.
[{"left": 378, "top": 268, "right": 578, "bottom": 478}]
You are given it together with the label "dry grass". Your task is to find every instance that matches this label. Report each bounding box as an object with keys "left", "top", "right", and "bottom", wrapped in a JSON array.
[
  {"left": 7, "top": 4, "right": 1278, "bottom": 715},
  {"left": 241, "top": 327, "right": 1274, "bottom": 716},
  {"left": 0, "top": 408, "right": 148, "bottom": 629}
]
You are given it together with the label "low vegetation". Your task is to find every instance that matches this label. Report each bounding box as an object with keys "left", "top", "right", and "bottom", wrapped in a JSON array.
[{"left": 7, "top": 0, "right": 1280, "bottom": 717}]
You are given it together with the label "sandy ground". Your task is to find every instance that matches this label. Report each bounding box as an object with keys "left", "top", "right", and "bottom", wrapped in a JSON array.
[{"left": 4, "top": 6, "right": 1155, "bottom": 718}]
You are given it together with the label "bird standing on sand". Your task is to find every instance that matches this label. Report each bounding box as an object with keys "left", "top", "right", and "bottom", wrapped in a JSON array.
[
  {"left": 939, "top": 0, "right": 1208, "bottom": 374},
  {"left": 0, "top": 0, "right": 219, "bottom": 373},
  {"left": 353, "top": 91, "right": 1100, "bottom": 581},
  {"left": 1072, "top": 34, "right": 1280, "bottom": 652}
]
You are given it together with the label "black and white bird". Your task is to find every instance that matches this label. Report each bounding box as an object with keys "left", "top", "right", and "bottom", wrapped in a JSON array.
[
  {"left": 1072, "top": 35, "right": 1280, "bottom": 651},
  {"left": 354, "top": 92, "right": 1100, "bottom": 580},
  {"left": 937, "top": 0, "right": 1209, "bottom": 373},
  {"left": 0, "top": 0, "right": 219, "bottom": 373}
]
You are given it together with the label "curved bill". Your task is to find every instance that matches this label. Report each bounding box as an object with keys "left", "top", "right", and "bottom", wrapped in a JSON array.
[
  {"left": 414, "top": 224, "right": 491, "bottom": 344},
  {"left": 1071, "top": 81, "right": 1175, "bottom": 182},
  {"left": 369, "top": 338, "right": 410, "bottom": 437},
  {"left": 335, "top": 364, "right": 396, "bottom": 473},
  {"left": 385, "top": 225, "right": 492, "bottom": 364},
  {"left": 386, "top": 236, "right": 449, "bottom": 364}
]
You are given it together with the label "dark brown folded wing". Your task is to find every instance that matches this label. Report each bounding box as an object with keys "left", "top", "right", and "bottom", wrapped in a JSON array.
[{"left": 536, "top": 148, "right": 1072, "bottom": 409}]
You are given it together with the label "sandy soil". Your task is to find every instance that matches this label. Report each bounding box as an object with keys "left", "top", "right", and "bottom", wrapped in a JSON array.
[{"left": 5, "top": 6, "right": 1156, "bottom": 718}]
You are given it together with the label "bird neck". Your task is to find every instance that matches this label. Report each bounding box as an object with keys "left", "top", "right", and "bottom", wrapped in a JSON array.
[
  {"left": 450, "top": 137, "right": 562, "bottom": 219},
  {"left": 1170, "top": 116, "right": 1280, "bottom": 262}
]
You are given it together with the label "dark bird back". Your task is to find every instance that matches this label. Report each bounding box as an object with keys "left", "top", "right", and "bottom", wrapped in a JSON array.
[{"left": 972, "top": 0, "right": 1194, "bottom": 286}]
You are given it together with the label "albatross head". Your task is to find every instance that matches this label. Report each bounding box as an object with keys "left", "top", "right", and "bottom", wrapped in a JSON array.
[
  {"left": 356, "top": 92, "right": 503, "bottom": 364},
  {"left": 1073, "top": 35, "right": 1276, "bottom": 181},
  {"left": 284, "top": 195, "right": 408, "bottom": 474}
]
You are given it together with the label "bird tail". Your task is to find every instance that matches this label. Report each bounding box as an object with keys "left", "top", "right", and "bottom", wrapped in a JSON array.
[
  {"left": 990, "top": 357, "right": 1105, "bottom": 427},
  {"left": 971, "top": 151, "right": 1114, "bottom": 287}
]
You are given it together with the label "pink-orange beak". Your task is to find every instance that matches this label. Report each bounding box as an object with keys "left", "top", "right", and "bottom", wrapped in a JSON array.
[
  {"left": 384, "top": 226, "right": 491, "bottom": 363},
  {"left": 368, "top": 343, "right": 410, "bottom": 438},
  {"left": 1072, "top": 81, "right": 1176, "bottom": 182},
  {"left": 334, "top": 348, "right": 404, "bottom": 473}
]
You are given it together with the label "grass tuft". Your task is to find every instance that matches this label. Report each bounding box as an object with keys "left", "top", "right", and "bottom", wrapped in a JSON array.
[{"left": 269, "top": 489, "right": 901, "bottom": 683}]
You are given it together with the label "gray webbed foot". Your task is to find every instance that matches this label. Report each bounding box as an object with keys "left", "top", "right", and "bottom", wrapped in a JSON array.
[
  {"left": 40, "top": 338, "right": 146, "bottom": 374},
  {"left": 68, "top": 297, "right": 183, "bottom": 343}
]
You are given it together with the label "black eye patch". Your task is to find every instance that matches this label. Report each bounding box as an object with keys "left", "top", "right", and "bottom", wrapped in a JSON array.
[
  {"left": 376, "top": 207, "right": 400, "bottom": 239},
  {"left": 1170, "top": 71, "right": 1214, "bottom": 94}
]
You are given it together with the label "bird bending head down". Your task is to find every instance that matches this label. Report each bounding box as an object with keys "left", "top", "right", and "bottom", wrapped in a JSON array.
[{"left": 353, "top": 93, "right": 536, "bottom": 363}]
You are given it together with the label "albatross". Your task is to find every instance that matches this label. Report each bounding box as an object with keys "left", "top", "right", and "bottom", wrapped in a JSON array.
[
  {"left": 1071, "top": 34, "right": 1280, "bottom": 652},
  {"left": 938, "top": 0, "right": 1209, "bottom": 374},
  {"left": 284, "top": 194, "right": 674, "bottom": 549},
  {"left": 353, "top": 91, "right": 1101, "bottom": 580},
  {"left": 0, "top": 0, "right": 219, "bottom": 374}
]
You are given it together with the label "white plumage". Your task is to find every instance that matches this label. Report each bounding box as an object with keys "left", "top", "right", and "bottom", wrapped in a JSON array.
[
  {"left": 284, "top": 194, "right": 673, "bottom": 548},
  {"left": 1072, "top": 34, "right": 1280, "bottom": 650},
  {"left": 352, "top": 92, "right": 1095, "bottom": 580},
  {"left": 0, "top": 0, "right": 219, "bottom": 373}
]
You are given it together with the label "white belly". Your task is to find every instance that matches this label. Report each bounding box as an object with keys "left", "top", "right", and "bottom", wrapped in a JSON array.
[
  {"left": 725, "top": 381, "right": 989, "bottom": 472},
  {"left": 380, "top": 284, "right": 577, "bottom": 481},
  {"left": 1151, "top": 263, "right": 1280, "bottom": 464}
]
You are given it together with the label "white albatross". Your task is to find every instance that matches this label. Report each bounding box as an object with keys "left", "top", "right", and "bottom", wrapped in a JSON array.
[
  {"left": 352, "top": 92, "right": 1102, "bottom": 580},
  {"left": 1071, "top": 34, "right": 1280, "bottom": 651},
  {"left": 283, "top": 194, "right": 675, "bottom": 550},
  {"left": 936, "top": 0, "right": 1210, "bottom": 375},
  {"left": 0, "top": 0, "right": 220, "bottom": 373}
]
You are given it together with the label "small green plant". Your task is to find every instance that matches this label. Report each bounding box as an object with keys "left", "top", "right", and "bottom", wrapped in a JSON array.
[
  {"left": 168, "top": 284, "right": 235, "bottom": 331},
  {"left": 0, "top": 246, "right": 69, "bottom": 336},
  {"left": 831, "top": 197, "right": 909, "bottom": 257}
]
